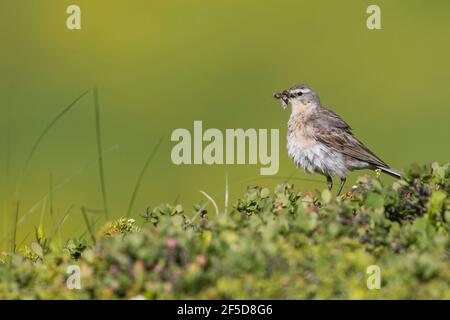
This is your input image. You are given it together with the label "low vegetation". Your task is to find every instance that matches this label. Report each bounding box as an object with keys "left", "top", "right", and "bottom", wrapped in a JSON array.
[{"left": 0, "top": 163, "right": 449, "bottom": 299}]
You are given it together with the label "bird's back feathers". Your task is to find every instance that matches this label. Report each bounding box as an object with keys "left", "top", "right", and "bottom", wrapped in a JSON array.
[{"left": 309, "top": 107, "right": 391, "bottom": 170}]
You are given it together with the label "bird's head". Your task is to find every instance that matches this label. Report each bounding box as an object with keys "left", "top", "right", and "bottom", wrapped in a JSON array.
[{"left": 274, "top": 84, "right": 320, "bottom": 111}]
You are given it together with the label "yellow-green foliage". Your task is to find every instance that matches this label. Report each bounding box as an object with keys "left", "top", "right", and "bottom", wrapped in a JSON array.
[
  {"left": 100, "top": 217, "right": 140, "bottom": 237},
  {"left": 0, "top": 163, "right": 449, "bottom": 299}
]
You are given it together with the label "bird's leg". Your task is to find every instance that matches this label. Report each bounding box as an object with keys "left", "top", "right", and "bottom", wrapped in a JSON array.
[
  {"left": 326, "top": 175, "right": 333, "bottom": 191},
  {"left": 336, "top": 177, "right": 347, "bottom": 196}
]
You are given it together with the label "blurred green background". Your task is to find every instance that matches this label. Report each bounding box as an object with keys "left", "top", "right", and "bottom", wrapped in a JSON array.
[{"left": 1, "top": 0, "right": 449, "bottom": 249}]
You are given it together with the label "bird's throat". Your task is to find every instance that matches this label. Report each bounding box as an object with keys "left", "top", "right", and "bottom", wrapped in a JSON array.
[{"left": 291, "top": 102, "right": 314, "bottom": 117}]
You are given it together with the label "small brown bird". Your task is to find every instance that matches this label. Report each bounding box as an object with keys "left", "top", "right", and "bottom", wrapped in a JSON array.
[{"left": 274, "top": 84, "right": 401, "bottom": 196}]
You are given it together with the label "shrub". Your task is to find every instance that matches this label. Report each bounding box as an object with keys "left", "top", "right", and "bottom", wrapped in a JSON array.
[{"left": 0, "top": 163, "right": 449, "bottom": 299}]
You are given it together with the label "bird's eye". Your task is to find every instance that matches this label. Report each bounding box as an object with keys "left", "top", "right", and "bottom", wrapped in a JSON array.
[{"left": 297, "top": 91, "right": 303, "bottom": 96}]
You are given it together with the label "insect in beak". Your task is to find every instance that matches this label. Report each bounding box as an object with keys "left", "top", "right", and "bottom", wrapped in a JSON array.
[{"left": 274, "top": 91, "right": 290, "bottom": 109}]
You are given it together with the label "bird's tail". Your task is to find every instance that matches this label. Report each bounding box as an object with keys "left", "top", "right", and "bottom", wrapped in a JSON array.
[{"left": 378, "top": 166, "right": 402, "bottom": 179}]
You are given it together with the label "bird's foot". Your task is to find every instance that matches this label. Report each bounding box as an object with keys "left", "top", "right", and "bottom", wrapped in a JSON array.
[{"left": 336, "top": 177, "right": 347, "bottom": 196}]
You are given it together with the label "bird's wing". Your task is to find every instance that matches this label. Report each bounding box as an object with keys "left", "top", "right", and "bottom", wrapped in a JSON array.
[{"left": 310, "top": 108, "right": 389, "bottom": 168}]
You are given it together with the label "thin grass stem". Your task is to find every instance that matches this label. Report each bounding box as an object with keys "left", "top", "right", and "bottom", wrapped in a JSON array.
[
  {"left": 127, "top": 137, "right": 163, "bottom": 216},
  {"left": 81, "top": 206, "right": 96, "bottom": 244},
  {"left": 93, "top": 86, "right": 109, "bottom": 219}
]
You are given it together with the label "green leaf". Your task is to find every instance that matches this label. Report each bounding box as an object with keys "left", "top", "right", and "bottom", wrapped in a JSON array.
[
  {"left": 364, "top": 193, "right": 384, "bottom": 209},
  {"left": 260, "top": 188, "right": 270, "bottom": 199},
  {"left": 445, "top": 211, "right": 450, "bottom": 223},
  {"left": 426, "top": 190, "right": 446, "bottom": 218},
  {"left": 31, "top": 242, "right": 43, "bottom": 258},
  {"left": 321, "top": 189, "right": 332, "bottom": 204}
]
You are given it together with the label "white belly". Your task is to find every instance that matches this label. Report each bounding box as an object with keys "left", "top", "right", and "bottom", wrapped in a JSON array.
[{"left": 287, "top": 132, "right": 348, "bottom": 177}]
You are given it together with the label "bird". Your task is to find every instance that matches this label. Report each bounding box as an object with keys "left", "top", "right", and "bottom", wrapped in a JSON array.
[{"left": 274, "top": 84, "right": 401, "bottom": 196}]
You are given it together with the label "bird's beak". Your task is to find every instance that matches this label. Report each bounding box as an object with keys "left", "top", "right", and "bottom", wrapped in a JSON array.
[{"left": 274, "top": 90, "right": 290, "bottom": 109}]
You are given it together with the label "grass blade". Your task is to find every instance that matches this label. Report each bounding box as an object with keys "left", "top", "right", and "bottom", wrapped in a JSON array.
[
  {"left": 79, "top": 216, "right": 102, "bottom": 240},
  {"left": 10, "top": 202, "right": 19, "bottom": 253},
  {"left": 127, "top": 136, "right": 163, "bottom": 216},
  {"left": 199, "top": 190, "right": 220, "bottom": 217},
  {"left": 81, "top": 206, "right": 96, "bottom": 244},
  {"left": 20, "top": 90, "right": 90, "bottom": 183},
  {"left": 93, "top": 86, "right": 109, "bottom": 218},
  {"left": 0, "top": 144, "right": 119, "bottom": 246},
  {"left": 39, "top": 196, "right": 47, "bottom": 229},
  {"left": 3, "top": 105, "right": 12, "bottom": 250},
  {"left": 224, "top": 170, "right": 229, "bottom": 214},
  {"left": 49, "top": 173, "right": 54, "bottom": 221},
  {"left": 50, "top": 204, "right": 74, "bottom": 239},
  {"left": 172, "top": 194, "right": 180, "bottom": 206},
  {"left": 16, "top": 231, "right": 32, "bottom": 249}
]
